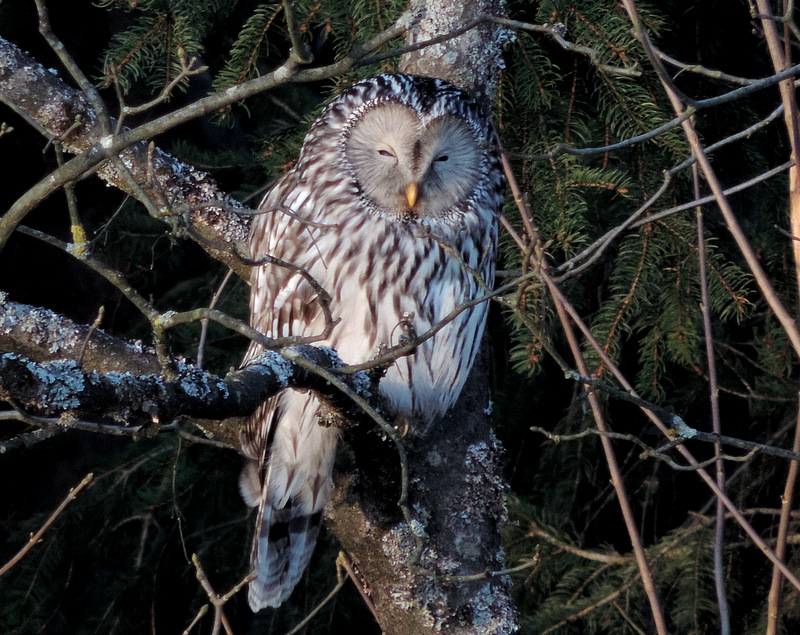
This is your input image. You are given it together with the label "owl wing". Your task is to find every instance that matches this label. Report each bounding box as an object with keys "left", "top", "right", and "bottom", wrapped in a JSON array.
[
  {"left": 240, "top": 174, "right": 339, "bottom": 610},
  {"left": 241, "top": 173, "right": 326, "bottom": 449}
]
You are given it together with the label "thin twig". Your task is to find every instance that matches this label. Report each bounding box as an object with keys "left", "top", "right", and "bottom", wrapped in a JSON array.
[
  {"left": 197, "top": 269, "right": 234, "bottom": 369},
  {"left": 630, "top": 160, "right": 794, "bottom": 229},
  {"left": 191, "top": 554, "right": 252, "bottom": 635},
  {"left": 530, "top": 424, "right": 762, "bottom": 471},
  {"left": 282, "top": 0, "right": 313, "bottom": 64},
  {"left": 34, "top": 0, "right": 110, "bottom": 135},
  {"left": 767, "top": 397, "right": 800, "bottom": 633},
  {"left": 0, "top": 472, "right": 93, "bottom": 576},
  {"left": 337, "top": 551, "right": 378, "bottom": 623},
  {"left": 78, "top": 306, "right": 105, "bottom": 366},
  {"left": 657, "top": 50, "right": 761, "bottom": 85},
  {"left": 181, "top": 604, "right": 209, "bottom": 635},
  {"left": 528, "top": 522, "right": 626, "bottom": 564},
  {"left": 621, "top": 0, "right": 800, "bottom": 362},
  {"left": 694, "top": 161, "right": 730, "bottom": 634}
]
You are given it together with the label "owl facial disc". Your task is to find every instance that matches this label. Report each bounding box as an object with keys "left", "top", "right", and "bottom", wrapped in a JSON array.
[{"left": 343, "top": 100, "right": 484, "bottom": 220}]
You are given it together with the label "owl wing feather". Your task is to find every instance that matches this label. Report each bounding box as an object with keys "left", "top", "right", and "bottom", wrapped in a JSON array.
[{"left": 241, "top": 176, "right": 338, "bottom": 610}]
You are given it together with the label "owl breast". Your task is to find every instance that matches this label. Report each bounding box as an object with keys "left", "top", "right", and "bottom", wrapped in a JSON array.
[{"left": 268, "top": 188, "right": 494, "bottom": 419}]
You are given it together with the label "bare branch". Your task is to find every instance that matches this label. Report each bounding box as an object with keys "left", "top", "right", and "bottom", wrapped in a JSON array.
[
  {"left": 0, "top": 346, "right": 376, "bottom": 429},
  {"left": 0, "top": 472, "right": 93, "bottom": 576}
]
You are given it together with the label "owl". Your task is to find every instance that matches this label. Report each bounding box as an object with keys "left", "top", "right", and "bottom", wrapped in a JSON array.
[{"left": 239, "top": 73, "right": 503, "bottom": 611}]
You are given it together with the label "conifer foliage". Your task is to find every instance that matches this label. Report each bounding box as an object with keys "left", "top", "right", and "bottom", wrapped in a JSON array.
[{"left": 3, "top": 0, "right": 800, "bottom": 633}]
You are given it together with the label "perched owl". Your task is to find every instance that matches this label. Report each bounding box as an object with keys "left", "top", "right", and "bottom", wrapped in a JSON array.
[{"left": 240, "top": 73, "right": 503, "bottom": 611}]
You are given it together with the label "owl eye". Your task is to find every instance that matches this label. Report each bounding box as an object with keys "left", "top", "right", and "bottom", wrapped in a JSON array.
[
  {"left": 378, "top": 149, "right": 395, "bottom": 157},
  {"left": 434, "top": 155, "right": 449, "bottom": 162}
]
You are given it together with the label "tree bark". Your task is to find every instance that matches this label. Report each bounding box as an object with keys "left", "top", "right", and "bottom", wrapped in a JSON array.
[
  {"left": 328, "top": 346, "right": 517, "bottom": 634},
  {"left": 401, "top": 0, "right": 510, "bottom": 111},
  {"left": 0, "top": 36, "right": 251, "bottom": 277}
]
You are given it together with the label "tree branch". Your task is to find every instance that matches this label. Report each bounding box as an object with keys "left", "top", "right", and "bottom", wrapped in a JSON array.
[{"left": 0, "top": 346, "right": 375, "bottom": 427}]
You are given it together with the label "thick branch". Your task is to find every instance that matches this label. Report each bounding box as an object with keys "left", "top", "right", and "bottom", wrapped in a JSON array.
[
  {"left": 0, "top": 297, "right": 378, "bottom": 450},
  {"left": 0, "top": 346, "right": 374, "bottom": 428},
  {"left": 0, "top": 37, "right": 252, "bottom": 276},
  {"left": 0, "top": 294, "right": 162, "bottom": 375}
]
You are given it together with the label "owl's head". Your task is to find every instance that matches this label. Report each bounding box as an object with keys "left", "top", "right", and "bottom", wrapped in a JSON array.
[
  {"left": 343, "top": 98, "right": 486, "bottom": 220},
  {"left": 301, "top": 73, "right": 498, "bottom": 223}
]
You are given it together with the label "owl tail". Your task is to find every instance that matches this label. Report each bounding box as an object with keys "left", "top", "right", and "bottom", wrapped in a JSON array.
[{"left": 239, "top": 403, "right": 338, "bottom": 611}]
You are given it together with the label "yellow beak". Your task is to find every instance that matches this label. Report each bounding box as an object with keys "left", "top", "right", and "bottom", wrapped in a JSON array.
[{"left": 406, "top": 182, "right": 419, "bottom": 208}]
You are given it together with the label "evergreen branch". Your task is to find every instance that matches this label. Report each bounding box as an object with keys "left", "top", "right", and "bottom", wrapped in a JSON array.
[
  {"left": 621, "top": 0, "right": 800, "bottom": 362},
  {"left": 213, "top": 3, "right": 283, "bottom": 92},
  {"left": 613, "top": 602, "right": 648, "bottom": 635},
  {"left": 116, "top": 51, "right": 208, "bottom": 126},
  {"left": 713, "top": 341, "right": 798, "bottom": 398},
  {"left": 0, "top": 472, "right": 93, "bottom": 576},
  {"left": 508, "top": 73, "right": 795, "bottom": 164},
  {"left": 554, "top": 105, "right": 787, "bottom": 279},
  {"left": 596, "top": 226, "right": 650, "bottom": 377},
  {"left": 554, "top": 174, "right": 672, "bottom": 279},
  {"left": 539, "top": 580, "right": 633, "bottom": 635},
  {"left": 492, "top": 17, "right": 642, "bottom": 77}
]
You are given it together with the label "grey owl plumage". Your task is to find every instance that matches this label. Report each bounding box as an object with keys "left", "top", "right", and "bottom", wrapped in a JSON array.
[{"left": 240, "top": 73, "right": 503, "bottom": 611}]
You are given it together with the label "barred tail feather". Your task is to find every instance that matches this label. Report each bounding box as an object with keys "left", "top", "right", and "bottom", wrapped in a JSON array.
[
  {"left": 244, "top": 492, "right": 323, "bottom": 609},
  {"left": 239, "top": 394, "right": 338, "bottom": 611}
]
